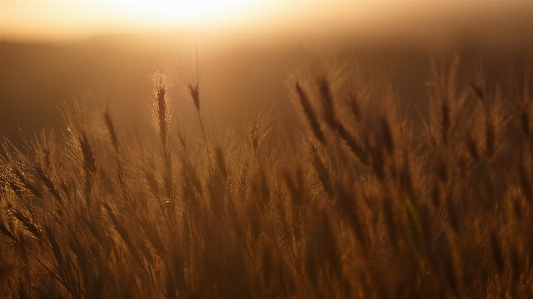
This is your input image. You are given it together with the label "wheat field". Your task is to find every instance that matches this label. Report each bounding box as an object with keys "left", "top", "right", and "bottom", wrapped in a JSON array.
[{"left": 1, "top": 57, "right": 533, "bottom": 298}]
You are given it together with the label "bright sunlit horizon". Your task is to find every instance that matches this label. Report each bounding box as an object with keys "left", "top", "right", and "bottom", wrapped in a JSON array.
[
  {"left": 0, "top": 1, "right": 383, "bottom": 42},
  {"left": 1, "top": 1, "right": 278, "bottom": 41},
  {"left": 1, "top": 0, "right": 532, "bottom": 56},
  {"left": 2, "top": 1, "right": 525, "bottom": 42}
]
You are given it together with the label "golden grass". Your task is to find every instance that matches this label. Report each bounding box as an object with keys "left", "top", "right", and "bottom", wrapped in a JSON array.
[{"left": 1, "top": 57, "right": 533, "bottom": 298}]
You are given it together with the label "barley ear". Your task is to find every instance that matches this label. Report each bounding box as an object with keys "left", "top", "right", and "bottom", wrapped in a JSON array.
[{"left": 295, "top": 81, "right": 326, "bottom": 144}]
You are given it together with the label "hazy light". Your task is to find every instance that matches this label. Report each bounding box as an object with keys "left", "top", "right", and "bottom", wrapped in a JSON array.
[
  {"left": 2, "top": 0, "right": 533, "bottom": 54},
  {"left": 0, "top": 1, "right": 273, "bottom": 41},
  {"left": 97, "top": 2, "right": 267, "bottom": 30}
]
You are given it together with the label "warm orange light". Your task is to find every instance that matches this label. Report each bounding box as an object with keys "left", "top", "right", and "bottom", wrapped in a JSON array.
[
  {"left": 0, "top": 1, "right": 272, "bottom": 41},
  {"left": 4, "top": 1, "right": 532, "bottom": 46},
  {"left": 98, "top": 1, "right": 267, "bottom": 31}
]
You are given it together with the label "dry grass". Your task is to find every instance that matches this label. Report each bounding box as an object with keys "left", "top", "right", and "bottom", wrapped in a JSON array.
[{"left": 1, "top": 58, "right": 533, "bottom": 298}]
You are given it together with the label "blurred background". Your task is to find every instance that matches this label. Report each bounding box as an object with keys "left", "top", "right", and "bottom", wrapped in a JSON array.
[{"left": 1, "top": 1, "right": 533, "bottom": 145}]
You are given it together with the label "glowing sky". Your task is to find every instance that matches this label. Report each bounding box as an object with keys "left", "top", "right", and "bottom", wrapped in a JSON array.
[
  {"left": 1, "top": 1, "right": 323, "bottom": 40},
  {"left": 1, "top": 0, "right": 533, "bottom": 51}
]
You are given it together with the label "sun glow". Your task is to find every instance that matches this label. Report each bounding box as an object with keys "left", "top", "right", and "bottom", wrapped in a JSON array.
[
  {"left": 0, "top": 1, "right": 272, "bottom": 41},
  {"left": 100, "top": 2, "right": 266, "bottom": 30},
  {"left": 5, "top": 1, "right": 529, "bottom": 45}
]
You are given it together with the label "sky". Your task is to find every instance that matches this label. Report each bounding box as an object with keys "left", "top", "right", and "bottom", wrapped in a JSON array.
[
  {"left": 0, "top": 1, "right": 341, "bottom": 41},
  {"left": 1, "top": 1, "right": 271, "bottom": 40},
  {"left": 2, "top": 1, "right": 529, "bottom": 43},
  {"left": 1, "top": 0, "right": 532, "bottom": 57}
]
